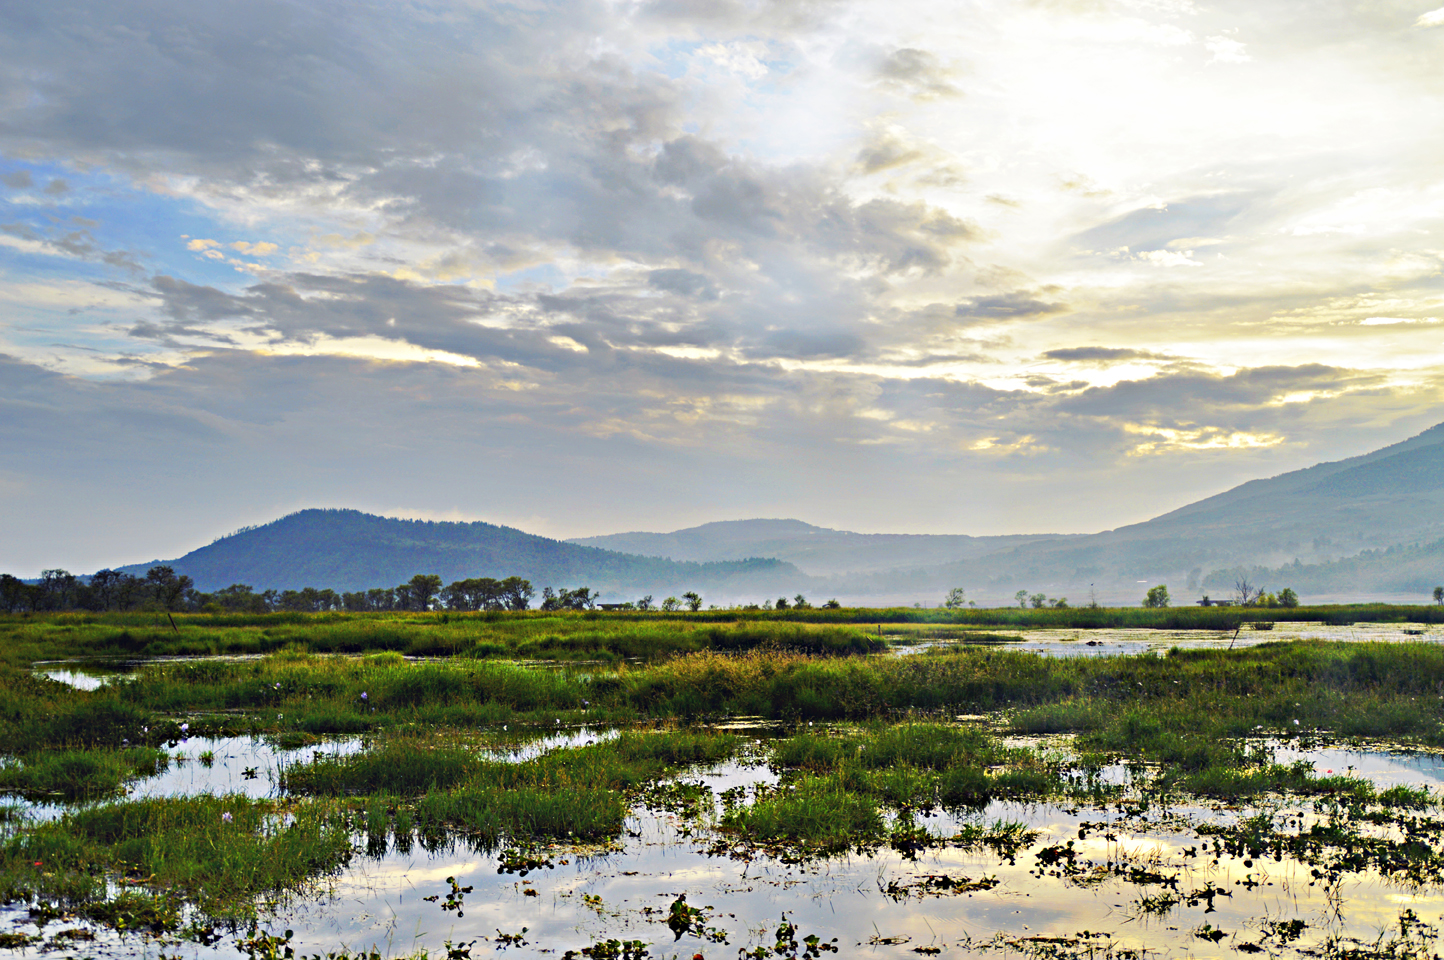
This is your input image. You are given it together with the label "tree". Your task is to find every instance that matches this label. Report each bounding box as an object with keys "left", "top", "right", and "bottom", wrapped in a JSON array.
[
  {"left": 1029, "top": 592, "right": 1047, "bottom": 609},
  {"left": 499, "top": 577, "right": 533, "bottom": 611},
  {"left": 1143, "top": 584, "right": 1170, "bottom": 608},
  {"left": 0, "top": 574, "right": 34, "bottom": 613},
  {"left": 88, "top": 569, "right": 133, "bottom": 611},
  {"left": 943, "top": 588, "right": 967, "bottom": 610},
  {"left": 636, "top": 595, "right": 653, "bottom": 611},
  {"left": 822, "top": 598, "right": 841, "bottom": 609},
  {"left": 1278, "top": 587, "right": 1299, "bottom": 608},
  {"left": 1234, "top": 577, "right": 1263, "bottom": 606},
  {"left": 541, "top": 586, "right": 594, "bottom": 611},
  {"left": 1434, "top": 586, "right": 1443, "bottom": 606},
  {"left": 681, "top": 591, "right": 702, "bottom": 612},
  {"left": 1014, "top": 589, "right": 1029, "bottom": 609},
  {"left": 792, "top": 594, "right": 811, "bottom": 609},
  {"left": 775, "top": 596, "right": 790, "bottom": 610},
  {"left": 146, "top": 566, "right": 193, "bottom": 610},
  {"left": 1052, "top": 597, "right": 1069, "bottom": 608},
  {"left": 660, "top": 596, "right": 680, "bottom": 612},
  {"left": 404, "top": 574, "right": 443, "bottom": 611},
  {"left": 38, "top": 569, "right": 79, "bottom": 611},
  {"left": 146, "top": 565, "right": 194, "bottom": 632}
]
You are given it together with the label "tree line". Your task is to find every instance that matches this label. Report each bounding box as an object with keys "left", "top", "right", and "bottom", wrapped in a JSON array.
[{"left": 0, "top": 568, "right": 627, "bottom": 614}]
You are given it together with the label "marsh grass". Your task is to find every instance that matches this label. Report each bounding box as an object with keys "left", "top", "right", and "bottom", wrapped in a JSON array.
[
  {"left": 0, "top": 747, "right": 169, "bottom": 801},
  {"left": 759, "top": 724, "right": 1069, "bottom": 816},
  {"left": 0, "top": 795, "right": 352, "bottom": 922},
  {"left": 0, "top": 613, "right": 881, "bottom": 671},
  {"left": 722, "top": 772, "right": 883, "bottom": 846},
  {"left": 280, "top": 730, "right": 739, "bottom": 848}
]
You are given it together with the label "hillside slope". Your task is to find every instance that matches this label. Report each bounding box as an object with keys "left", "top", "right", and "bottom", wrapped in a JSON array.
[{"left": 117, "top": 509, "right": 808, "bottom": 599}]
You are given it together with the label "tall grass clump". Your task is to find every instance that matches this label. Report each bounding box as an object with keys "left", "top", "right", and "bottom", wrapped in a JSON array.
[
  {"left": 0, "top": 747, "right": 168, "bottom": 801},
  {"left": 722, "top": 773, "right": 882, "bottom": 846},
  {"left": 0, "top": 796, "right": 352, "bottom": 922}
]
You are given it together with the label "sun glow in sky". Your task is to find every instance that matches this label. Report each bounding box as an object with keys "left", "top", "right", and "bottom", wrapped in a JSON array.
[{"left": 3, "top": 0, "right": 1444, "bottom": 572}]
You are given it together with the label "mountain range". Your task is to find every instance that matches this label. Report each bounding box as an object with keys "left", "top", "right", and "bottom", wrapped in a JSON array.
[
  {"left": 109, "top": 420, "right": 1444, "bottom": 605},
  {"left": 116, "top": 509, "right": 807, "bottom": 599}
]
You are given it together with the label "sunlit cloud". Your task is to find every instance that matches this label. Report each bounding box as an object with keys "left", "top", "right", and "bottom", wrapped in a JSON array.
[{"left": 3, "top": 0, "right": 1444, "bottom": 571}]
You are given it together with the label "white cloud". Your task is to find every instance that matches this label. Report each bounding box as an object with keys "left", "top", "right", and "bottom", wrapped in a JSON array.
[
  {"left": 1415, "top": 7, "right": 1444, "bottom": 27},
  {"left": 1204, "top": 35, "right": 1250, "bottom": 63},
  {"left": 1136, "top": 249, "right": 1202, "bottom": 267}
]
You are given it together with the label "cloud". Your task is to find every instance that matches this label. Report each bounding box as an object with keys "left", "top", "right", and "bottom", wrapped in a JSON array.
[
  {"left": 4, "top": 0, "right": 1444, "bottom": 571},
  {"left": 956, "top": 290, "right": 1069, "bottom": 322},
  {"left": 1204, "top": 35, "right": 1250, "bottom": 63},
  {"left": 876, "top": 48, "right": 960, "bottom": 99},
  {"left": 1043, "top": 347, "right": 1170, "bottom": 362},
  {"left": 1415, "top": 7, "right": 1444, "bottom": 26},
  {"left": 647, "top": 268, "right": 720, "bottom": 300},
  {"left": 855, "top": 129, "right": 925, "bottom": 174}
]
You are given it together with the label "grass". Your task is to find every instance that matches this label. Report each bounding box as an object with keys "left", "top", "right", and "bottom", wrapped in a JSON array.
[
  {"left": 6, "top": 601, "right": 1443, "bottom": 672},
  {"left": 0, "top": 612, "right": 882, "bottom": 669},
  {"left": 6, "top": 622, "right": 1444, "bottom": 945},
  {"left": 0, "top": 746, "right": 169, "bottom": 801},
  {"left": 0, "top": 795, "right": 353, "bottom": 922},
  {"left": 5, "top": 638, "right": 1444, "bottom": 749}
]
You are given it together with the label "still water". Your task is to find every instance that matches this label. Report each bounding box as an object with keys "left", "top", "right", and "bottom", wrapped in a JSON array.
[{"left": 2, "top": 731, "right": 1441, "bottom": 959}]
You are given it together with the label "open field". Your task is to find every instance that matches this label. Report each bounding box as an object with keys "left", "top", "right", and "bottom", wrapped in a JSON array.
[{"left": 0, "top": 610, "right": 1443, "bottom": 958}]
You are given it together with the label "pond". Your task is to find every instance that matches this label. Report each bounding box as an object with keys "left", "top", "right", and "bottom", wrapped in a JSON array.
[
  {"left": 3, "top": 733, "right": 1441, "bottom": 959},
  {"left": 889, "top": 621, "right": 1444, "bottom": 658}
]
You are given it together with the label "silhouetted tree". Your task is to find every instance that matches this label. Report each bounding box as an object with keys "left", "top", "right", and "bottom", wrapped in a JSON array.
[{"left": 0, "top": 574, "right": 33, "bottom": 613}]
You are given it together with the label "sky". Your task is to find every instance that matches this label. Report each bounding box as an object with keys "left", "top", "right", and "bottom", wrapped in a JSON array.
[{"left": 3, "top": 0, "right": 1444, "bottom": 575}]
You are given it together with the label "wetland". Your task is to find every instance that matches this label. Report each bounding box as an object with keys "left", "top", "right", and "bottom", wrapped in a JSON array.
[{"left": 1, "top": 609, "right": 1442, "bottom": 959}]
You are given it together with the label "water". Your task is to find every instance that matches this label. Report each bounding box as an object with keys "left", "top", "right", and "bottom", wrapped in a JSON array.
[
  {"left": 6, "top": 736, "right": 1443, "bottom": 959},
  {"left": 889, "top": 621, "right": 1444, "bottom": 658}
]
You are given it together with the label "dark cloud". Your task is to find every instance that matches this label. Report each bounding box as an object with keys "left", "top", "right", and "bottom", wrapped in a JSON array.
[
  {"left": 1060, "top": 365, "right": 1374, "bottom": 420},
  {"left": 647, "top": 268, "right": 719, "bottom": 300},
  {"left": 1, "top": 170, "right": 32, "bottom": 188},
  {"left": 1043, "top": 346, "right": 1170, "bottom": 362},
  {"left": 956, "top": 290, "right": 1068, "bottom": 321}
]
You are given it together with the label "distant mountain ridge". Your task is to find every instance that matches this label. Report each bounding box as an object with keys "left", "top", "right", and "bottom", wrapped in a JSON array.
[
  {"left": 109, "top": 419, "right": 1444, "bottom": 605},
  {"left": 117, "top": 509, "right": 808, "bottom": 599},
  {"left": 573, "top": 421, "right": 1444, "bottom": 603},
  {"left": 569, "top": 519, "right": 1076, "bottom": 576}
]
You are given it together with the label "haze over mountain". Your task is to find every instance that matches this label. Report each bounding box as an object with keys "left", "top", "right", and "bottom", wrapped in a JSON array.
[
  {"left": 116, "top": 509, "right": 806, "bottom": 600},
  {"left": 103, "top": 420, "right": 1444, "bottom": 606},
  {"left": 569, "top": 521, "right": 1078, "bottom": 577},
  {"left": 580, "top": 421, "right": 1444, "bottom": 605}
]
